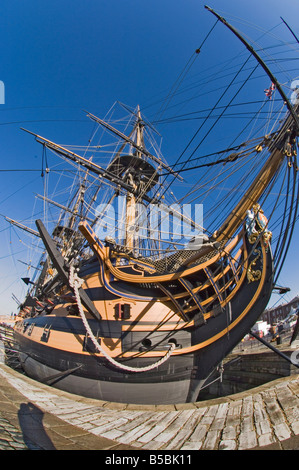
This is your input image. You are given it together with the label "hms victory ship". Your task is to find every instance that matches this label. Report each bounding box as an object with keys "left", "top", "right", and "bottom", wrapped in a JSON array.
[{"left": 6, "top": 7, "right": 299, "bottom": 404}]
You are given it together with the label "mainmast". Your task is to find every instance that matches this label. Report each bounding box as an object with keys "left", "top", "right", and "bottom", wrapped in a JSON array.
[
  {"left": 21, "top": 107, "right": 204, "bottom": 256},
  {"left": 21, "top": 107, "right": 163, "bottom": 255},
  {"left": 104, "top": 106, "right": 159, "bottom": 253},
  {"left": 125, "top": 107, "right": 142, "bottom": 251}
]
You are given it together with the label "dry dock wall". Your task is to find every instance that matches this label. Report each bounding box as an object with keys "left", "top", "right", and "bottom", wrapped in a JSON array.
[{"left": 198, "top": 349, "right": 299, "bottom": 400}]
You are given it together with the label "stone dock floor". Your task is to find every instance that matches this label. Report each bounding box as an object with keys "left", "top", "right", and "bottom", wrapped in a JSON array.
[{"left": 0, "top": 362, "right": 298, "bottom": 451}]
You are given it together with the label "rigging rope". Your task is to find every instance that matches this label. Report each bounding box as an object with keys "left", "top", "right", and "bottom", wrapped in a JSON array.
[
  {"left": 154, "top": 19, "right": 219, "bottom": 124},
  {"left": 274, "top": 152, "right": 299, "bottom": 281},
  {"left": 154, "top": 55, "right": 259, "bottom": 208},
  {"left": 68, "top": 265, "right": 176, "bottom": 372}
]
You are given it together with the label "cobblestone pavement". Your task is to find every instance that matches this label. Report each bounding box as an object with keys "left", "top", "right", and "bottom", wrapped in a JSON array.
[{"left": 0, "top": 363, "right": 298, "bottom": 451}]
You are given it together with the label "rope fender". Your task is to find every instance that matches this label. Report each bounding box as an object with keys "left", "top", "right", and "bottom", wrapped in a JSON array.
[{"left": 69, "top": 265, "right": 175, "bottom": 373}]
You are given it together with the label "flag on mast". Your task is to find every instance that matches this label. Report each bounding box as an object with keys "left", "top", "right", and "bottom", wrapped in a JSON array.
[{"left": 264, "top": 82, "right": 276, "bottom": 99}]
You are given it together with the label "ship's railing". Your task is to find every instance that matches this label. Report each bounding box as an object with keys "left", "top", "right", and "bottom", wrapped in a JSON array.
[{"left": 0, "top": 323, "right": 23, "bottom": 371}]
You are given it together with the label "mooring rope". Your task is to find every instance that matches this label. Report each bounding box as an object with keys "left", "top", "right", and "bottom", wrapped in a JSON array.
[{"left": 69, "top": 265, "right": 176, "bottom": 372}]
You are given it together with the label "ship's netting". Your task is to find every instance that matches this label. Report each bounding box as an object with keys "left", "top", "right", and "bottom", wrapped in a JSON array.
[{"left": 136, "top": 243, "right": 225, "bottom": 274}]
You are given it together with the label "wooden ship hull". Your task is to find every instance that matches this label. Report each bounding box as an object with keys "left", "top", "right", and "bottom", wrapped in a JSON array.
[{"left": 13, "top": 224, "right": 273, "bottom": 404}]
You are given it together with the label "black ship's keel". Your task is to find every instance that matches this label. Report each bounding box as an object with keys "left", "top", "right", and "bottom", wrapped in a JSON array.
[{"left": 17, "top": 349, "right": 195, "bottom": 405}]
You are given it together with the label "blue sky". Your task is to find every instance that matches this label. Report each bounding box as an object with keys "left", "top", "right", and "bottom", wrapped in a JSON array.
[{"left": 0, "top": 0, "right": 299, "bottom": 316}]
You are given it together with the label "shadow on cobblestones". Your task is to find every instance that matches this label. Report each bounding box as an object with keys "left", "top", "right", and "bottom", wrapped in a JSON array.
[{"left": 18, "top": 402, "right": 56, "bottom": 450}]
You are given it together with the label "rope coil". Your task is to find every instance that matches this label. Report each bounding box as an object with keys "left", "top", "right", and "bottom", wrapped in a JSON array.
[{"left": 69, "top": 265, "right": 175, "bottom": 372}]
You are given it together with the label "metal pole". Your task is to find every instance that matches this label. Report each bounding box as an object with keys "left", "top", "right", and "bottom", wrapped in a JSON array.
[
  {"left": 250, "top": 330, "right": 299, "bottom": 369},
  {"left": 280, "top": 17, "right": 299, "bottom": 44}
]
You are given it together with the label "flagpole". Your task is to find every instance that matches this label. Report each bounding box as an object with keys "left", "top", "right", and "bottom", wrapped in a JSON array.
[{"left": 280, "top": 17, "right": 299, "bottom": 44}]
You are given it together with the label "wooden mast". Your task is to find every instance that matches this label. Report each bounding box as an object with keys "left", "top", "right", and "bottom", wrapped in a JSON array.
[{"left": 125, "top": 107, "right": 143, "bottom": 252}]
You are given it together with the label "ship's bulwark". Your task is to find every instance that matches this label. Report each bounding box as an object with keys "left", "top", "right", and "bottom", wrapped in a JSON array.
[{"left": 13, "top": 237, "right": 273, "bottom": 405}]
